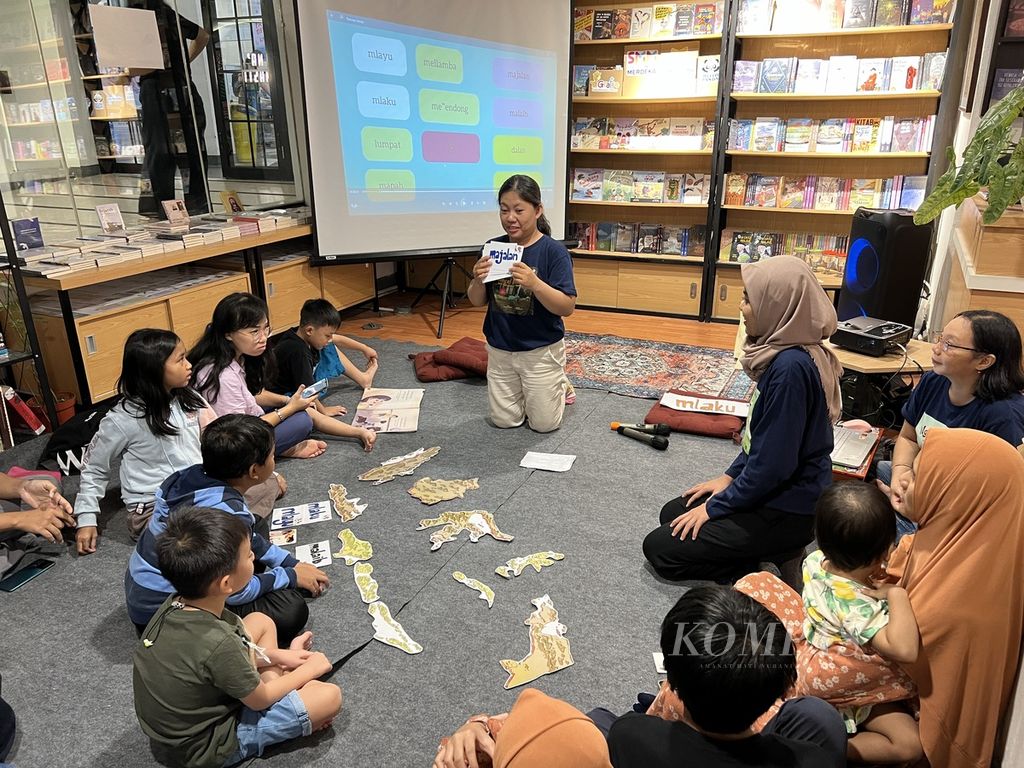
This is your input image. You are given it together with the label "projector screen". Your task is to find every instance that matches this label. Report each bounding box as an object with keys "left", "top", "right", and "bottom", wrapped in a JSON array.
[{"left": 295, "top": 0, "right": 572, "bottom": 261}]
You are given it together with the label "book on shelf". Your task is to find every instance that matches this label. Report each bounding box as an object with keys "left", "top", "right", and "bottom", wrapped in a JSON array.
[
  {"left": 665, "top": 116, "right": 704, "bottom": 149},
  {"left": 632, "top": 117, "right": 671, "bottom": 148},
  {"left": 696, "top": 55, "right": 720, "bottom": 96},
  {"left": 593, "top": 9, "right": 615, "bottom": 39},
  {"left": 730, "top": 231, "right": 754, "bottom": 262},
  {"left": 572, "top": 65, "right": 595, "bottom": 96},
  {"left": 751, "top": 232, "right": 778, "bottom": 261},
  {"left": 920, "top": 50, "right": 946, "bottom": 90},
  {"left": 1006, "top": 0, "right": 1024, "bottom": 36},
  {"left": 909, "top": 0, "right": 953, "bottom": 24},
  {"left": 733, "top": 60, "right": 760, "bottom": 92},
  {"left": 795, "top": 59, "right": 829, "bottom": 95},
  {"left": 890, "top": 117, "right": 922, "bottom": 151},
  {"left": 612, "top": 8, "right": 632, "bottom": 38},
  {"left": 573, "top": 117, "right": 608, "bottom": 149},
  {"left": 843, "top": 0, "right": 876, "bottom": 27},
  {"left": 724, "top": 173, "right": 748, "bottom": 205},
  {"left": 626, "top": 48, "right": 698, "bottom": 98},
  {"left": 683, "top": 173, "right": 710, "bottom": 204},
  {"left": 632, "top": 171, "right": 666, "bottom": 202},
  {"left": 737, "top": 0, "right": 771, "bottom": 31},
  {"left": 588, "top": 67, "right": 624, "bottom": 97},
  {"left": 572, "top": 169, "right": 604, "bottom": 201},
  {"left": 637, "top": 223, "right": 661, "bottom": 253},
  {"left": 850, "top": 178, "right": 882, "bottom": 208},
  {"left": 752, "top": 175, "right": 782, "bottom": 207},
  {"left": 729, "top": 119, "right": 754, "bottom": 150},
  {"left": 873, "top": 0, "right": 909, "bottom": 25},
  {"left": 692, "top": 2, "right": 718, "bottom": 33},
  {"left": 610, "top": 116, "right": 640, "bottom": 148},
  {"left": 674, "top": 2, "right": 695, "bottom": 35},
  {"left": 825, "top": 56, "right": 860, "bottom": 93},
  {"left": 663, "top": 174, "right": 683, "bottom": 202},
  {"left": 772, "top": 0, "right": 831, "bottom": 31},
  {"left": 596, "top": 222, "right": 616, "bottom": 251},
  {"left": 851, "top": 118, "right": 882, "bottom": 152},
  {"left": 630, "top": 6, "right": 654, "bottom": 38},
  {"left": 661, "top": 225, "right": 684, "bottom": 255},
  {"left": 615, "top": 222, "right": 638, "bottom": 252},
  {"left": 11, "top": 217, "right": 43, "bottom": 250},
  {"left": 95, "top": 203, "right": 126, "bottom": 235},
  {"left": 702, "top": 121, "right": 715, "bottom": 150},
  {"left": 779, "top": 176, "right": 809, "bottom": 209},
  {"left": 991, "top": 69, "right": 1024, "bottom": 104},
  {"left": 758, "top": 57, "right": 797, "bottom": 94},
  {"left": 573, "top": 8, "right": 595, "bottom": 40},
  {"left": 623, "top": 49, "right": 659, "bottom": 99},
  {"left": 857, "top": 58, "right": 889, "bottom": 92},
  {"left": 651, "top": 4, "right": 678, "bottom": 36},
  {"left": 602, "top": 169, "right": 635, "bottom": 202},
  {"left": 888, "top": 56, "right": 921, "bottom": 91},
  {"left": 898, "top": 176, "right": 928, "bottom": 210},
  {"left": 784, "top": 118, "right": 813, "bottom": 152},
  {"left": 753, "top": 117, "right": 783, "bottom": 152}
]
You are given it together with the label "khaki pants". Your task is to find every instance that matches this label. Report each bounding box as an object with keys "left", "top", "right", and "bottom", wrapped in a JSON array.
[{"left": 486, "top": 340, "right": 568, "bottom": 433}]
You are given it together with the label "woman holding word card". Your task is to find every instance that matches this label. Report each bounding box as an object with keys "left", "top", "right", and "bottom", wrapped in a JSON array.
[
  {"left": 468, "top": 175, "right": 577, "bottom": 433},
  {"left": 644, "top": 256, "right": 842, "bottom": 583}
]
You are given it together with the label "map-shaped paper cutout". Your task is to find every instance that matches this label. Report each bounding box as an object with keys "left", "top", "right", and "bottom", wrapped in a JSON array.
[
  {"left": 334, "top": 529, "right": 373, "bottom": 565},
  {"left": 359, "top": 446, "right": 441, "bottom": 485},
  {"left": 368, "top": 600, "right": 422, "bottom": 654},
  {"left": 500, "top": 594, "right": 574, "bottom": 689},
  {"left": 417, "top": 510, "right": 514, "bottom": 551},
  {"left": 329, "top": 483, "right": 367, "bottom": 522},
  {"left": 408, "top": 477, "right": 480, "bottom": 505},
  {"left": 453, "top": 571, "right": 495, "bottom": 608},
  {"left": 353, "top": 562, "right": 379, "bottom": 604},
  {"left": 495, "top": 551, "right": 565, "bottom": 580}
]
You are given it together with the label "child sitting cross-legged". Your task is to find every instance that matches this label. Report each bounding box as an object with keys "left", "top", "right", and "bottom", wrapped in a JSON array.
[
  {"left": 803, "top": 482, "right": 922, "bottom": 764},
  {"left": 133, "top": 505, "right": 342, "bottom": 768}
]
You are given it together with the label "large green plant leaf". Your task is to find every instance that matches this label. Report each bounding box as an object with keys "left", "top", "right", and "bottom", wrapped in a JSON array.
[{"left": 915, "top": 84, "right": 1024, "bottom": 225}]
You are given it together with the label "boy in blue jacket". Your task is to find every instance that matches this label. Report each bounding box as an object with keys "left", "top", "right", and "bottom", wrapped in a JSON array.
[{"left": 125, "top": 414, "right": 329, "bottom": 643}]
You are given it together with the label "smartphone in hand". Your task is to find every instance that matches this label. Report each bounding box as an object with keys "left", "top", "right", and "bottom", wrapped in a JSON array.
[{"left": 301, "top": 379, "right": 328, "bottom": 399}]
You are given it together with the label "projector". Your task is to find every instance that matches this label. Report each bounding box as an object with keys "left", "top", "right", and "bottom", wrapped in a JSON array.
[{"left": 831, "top": 316, "right": 913, "bottom": 357}]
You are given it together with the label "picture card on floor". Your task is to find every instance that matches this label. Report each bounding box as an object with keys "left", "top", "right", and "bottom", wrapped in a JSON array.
[
  {"left": 295, "top": 540, "right": 332, "bottom": 568},
  {"left": 352, "top": 388, "right": 425, "bottom": 433},
  {"left": 269, "top": 528, "right": 296, "bottom": 546},
  {"left": 270, "top": 501, "right": 332, "bottom": 530},
  {"left": 520, "top": 452, "right": 576, "bottom": 472}
]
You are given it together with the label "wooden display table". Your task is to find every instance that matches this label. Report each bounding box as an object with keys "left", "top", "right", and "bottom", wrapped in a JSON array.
[{"left": 828, "top": 338, "right": 933, "bottom": 374}]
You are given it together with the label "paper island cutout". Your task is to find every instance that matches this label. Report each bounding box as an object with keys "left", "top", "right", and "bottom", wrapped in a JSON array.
[
  {"left": 329, "top": 483, "right": 367, "bottom": 522},
  {"left": 408, "top": 477, "right": 480, "bottom": 505},
  {"left": 368, "top": 600, "right": 422, "bottom": 654},
  {"left": 495, "top": 551, "right": 565, "bottom": 580},
  {"left": 353, "top": 562, "right": 379, "bottom": 604},
  {"left": 359, "top": 446, "right": 441, "bottom": 485},
  {"left": 334, "top": 529, "right": 373, "bottom": 565},
  {"left": 500, "top": 594, "right": 574, "bottom": 689},
  {"left": 417, "top": 510, "right": 514, "bottom": 551},
  {"left": 453, "top": 571, "right": 495, "bottom": 608}
]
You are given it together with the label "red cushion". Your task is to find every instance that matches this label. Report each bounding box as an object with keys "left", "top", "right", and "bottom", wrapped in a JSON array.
[
  {"left": 409, "top": 352, "right": 471, "bottom": 382},
  {"left": 433, "top": 337, "right": 488, "bottom": 377},
  {"left": 645, "top": 389, "right": 745, "bottom": 440}
]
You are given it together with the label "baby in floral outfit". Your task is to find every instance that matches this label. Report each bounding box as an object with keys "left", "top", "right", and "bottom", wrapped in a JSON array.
[{"left": 802, "top": 483, "right": 922, "bottom": 765}]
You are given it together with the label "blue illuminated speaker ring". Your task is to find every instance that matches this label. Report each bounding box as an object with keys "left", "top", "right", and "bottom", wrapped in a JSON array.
[{"left": 844, "top": 237, "right": 880, "bottom": 294}]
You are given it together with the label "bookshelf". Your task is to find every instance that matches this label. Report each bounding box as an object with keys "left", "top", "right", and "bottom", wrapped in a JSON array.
[{"left": 570, "top": 0, "right": 726, "bottom": 317}]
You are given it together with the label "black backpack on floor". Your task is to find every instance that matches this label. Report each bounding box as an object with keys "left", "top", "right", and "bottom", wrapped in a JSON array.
[{"left": 40, "top": 399, "right": 118, "bottom": 476}]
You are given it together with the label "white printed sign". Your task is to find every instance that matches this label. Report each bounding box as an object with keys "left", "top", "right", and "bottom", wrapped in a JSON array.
[
  {"left": 658, "top": 392, "right": 750, "bottom": 418},
  {"left": 482, "top": 241, "right": 524, "bottom": 283}
]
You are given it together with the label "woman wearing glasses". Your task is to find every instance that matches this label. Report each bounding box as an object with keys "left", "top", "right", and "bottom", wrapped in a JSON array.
[
  {"left": 878, "top": 310, "right": 1024, "bottom": 535},
  {"left": 190, "top": 293, "right": 326, "bottom": 458}
]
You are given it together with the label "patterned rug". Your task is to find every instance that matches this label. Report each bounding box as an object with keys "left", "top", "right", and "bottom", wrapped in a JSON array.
[{"left": 565, "top": 331, "right": 756, "bottom": 401}]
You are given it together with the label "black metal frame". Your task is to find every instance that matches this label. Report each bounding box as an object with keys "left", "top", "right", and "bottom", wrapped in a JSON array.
[{"left": 409, "top": 256, "right": 476, "bottom": 338}]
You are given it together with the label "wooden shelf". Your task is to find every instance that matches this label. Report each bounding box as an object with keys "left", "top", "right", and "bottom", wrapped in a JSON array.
[
  {"left": 723, "top": 205, "right": 856, "bottom": 215},
  {"left": 96, "top": 155, "right": 142, "bottom": 161},
  {"left": 731, "top": 90, "right": 941, "bottom": 101},
  {"left": 576, "top": 33, "right": 722, "bottom": 45},
  {"left": 10, "top": 79, "right": 71, "bottom": 90},
  {"left": 571, "top": 200, "right": 707, "bottom": 208},
  {"left": 572, "top": 248, "right": 705, "bottom": 264},
  {"left": 717, "top": 260, "right": 843, "bottom": 289},
  {"left": 89, "top": 116, "right": 140, "bottom": 121},
  {"left": 13, "top": 157, "right": 63, "bottom": 163},
  {"left": 737, "top": 22, "right": 953, "bottom": 39},
  {"left": 74, "top": 33, "right": 93, "bottom": 39},
  {"left": 81, "top": 73, "right": 128, "bottom": 80},
  {"left": 571, "top": 148, "right": 712, "bottom": 156},
  {"left": 23, "top": 224, "right": 313, "bottom": 291},
  {"left": 726, "top": 150, "right": 930, "bottom": 158},
  {"left": 4, "top": 121, "right": 71, "bottom": 128},
  {"left": 574, "top": 95, "right": 717, "bottom": 105}
]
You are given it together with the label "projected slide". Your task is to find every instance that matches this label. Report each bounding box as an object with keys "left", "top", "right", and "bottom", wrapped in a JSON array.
[{"left": 327, "top": 12, "right": 557, "bottom": 216}]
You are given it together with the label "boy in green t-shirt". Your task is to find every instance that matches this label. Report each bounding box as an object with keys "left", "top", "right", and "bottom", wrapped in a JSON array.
[{"left": 132, "top": 505, "right": 342, "bottom": 768}]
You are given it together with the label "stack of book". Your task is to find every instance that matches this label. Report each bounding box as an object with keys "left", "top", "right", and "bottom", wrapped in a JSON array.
[
  {"left": 723, "top": 172, "right": 928, "bottom": 211},
  {"left": 572, "top": 221, "right": 708, "bottom": 257},
  {"left": 233, "top": 213, "right": 278, "bottom": 233},
  {"left": 155, "top": 230, "right": 206, "bottom": 248},
  {"left": 718, "top": 228, "right": 849, "bottom": 271},
  {"left": 574, "top": 3, "right": 725, "bottom": 42},
  {"left": 728, "top": 114, "right": 936, "bottom": 153},
  {"left": 737, "top": 0, "right": 954, "bottom": 33},
  {"left": 572, "top": 116, "right": 711, "bottom": 151},
  {"left": 573, "top": 169, "right": 711, "bottom": 204},
  {"left": 576, "top": 49, "right": 720, "bottom": 98},
  {"left": 733, "top": 52, "right": 946, "bottom": 94}
]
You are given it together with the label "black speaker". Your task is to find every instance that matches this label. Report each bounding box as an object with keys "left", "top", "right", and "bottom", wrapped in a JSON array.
[{"left": 836, "top": 208, "right": 932, "bottom": 327}]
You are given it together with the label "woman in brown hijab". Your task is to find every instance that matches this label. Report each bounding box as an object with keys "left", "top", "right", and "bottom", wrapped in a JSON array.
[
  {"left": 434, "top": 687, "right": 612, "bottom": 768},
  {"left": 644, "top": 256, "right": 843, "bottom": 583},
  {"left": 887, "top": 428, "right": 1024, "bottom": 768}
]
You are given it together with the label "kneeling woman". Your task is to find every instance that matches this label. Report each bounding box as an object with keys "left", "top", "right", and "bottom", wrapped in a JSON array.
[
  {"left": 467, "top": 175, "right": 577, "bottom": 433},
  {"left": 643, "top": 256, "right": 843, "bottom": 582}
]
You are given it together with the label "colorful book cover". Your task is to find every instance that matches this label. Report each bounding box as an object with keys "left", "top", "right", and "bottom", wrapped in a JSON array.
[
  {"left": 572, "top": 65, "right": 596, "bottom": 96},
  {"left": 909, "top": 0, "right": 953, "bottom": 24},
  {"left": 663, "top": 174, "right": 684, "bottom": 202},
  {"left": 753, "top": 175, "right": 781, "bottom": 207},
  {"left": 632, "top": 117, "right": 671, "bottom": 149},
  {"left": 851, "top": 118, "right": 881, "bottom": 152},
  {"left": 593, "top": 9, "right": 615, "bottom": 38},
  {"left": 729, "top": 119, "right": 754, "bottom": 150},
  {"left": 574, "top": 9, "right": 595, "bottom": 40},
  {"left": 701, "top": 121, "right": 715, "bottom": 150},
  {"left": 668, "top": 116, "right": 705, "bottom": 150},
  {"left": 733, "top": 60, "right": 761, "bottom": 93},
  {"left": 857, "top": 58, "right": 887, "bottom": 91},
  {"left": 873, "top": 0, "right": 906, "bottom": 25},
  {"left": 890, "top": 118, "right": 922, "bottom": 152},
  {"left": 825, "top": 55, "right": 859, "bottom": 93},
  {"left": 637, "top": 223, "right": 662, "bottom": 253},
  {"left": 795, "top": 59, "right": 829, "bottom": 94},
  {"left": 615, "top": 222, "right": 638, "bottom": 252},
  {"left": 696, "top": 55, "right": 720, "bottom": 96},
  {"left": 631, "top": 6, "right": 654, "bottom": 37},
  {"left": 660, "top": 225, "right": 685, "bottom": 254},
  {"left": 751, "top": 232, "right": 776, "bottom": 261},
  {"left": 572, "top": 169, "right": 604, "bottom": 201},
  {"left": 596, "top": 222, "right": 616, "bottom": 251},
  {"left": 758, "top": 57, "right": 796, "bottom": 93},
  {"left": 724, "top": 173, "right": 748, "bottom": 205},
  {"left": 814, "top": 176, "right": 842, "bottom": 210},
  {"left": 674, "top": 1, "right": 695, "bottom": 34},
  {"left": 603, "top": 169, "right": 635, "bottom": 202},
  {"left": 849, "top": 178, "right": 880, "bottom": 208},
  {"left": 753, "top": 117, "right": 782, "bottom": 152},
  {"left": 784, "top": 118, "right": 813, "bottom": 152},
  {"left": 693, "top": 3, "right": 717, "bottom": 32},
  {"left": 652, "top": 3, "right": 678, "bottom": 36},
  {"left": 780, "top": 176, "right": 808, "bottom": 208},
  {"left": 920, "top": 51, "right": 946, "bottom": 90},
  {"left": 632, "top": 171, "right": 666, "bottom": 202},
  {"left": 888, "top": 56, "right": 921, "bottom": 91},
  {"left": 610, "top": 117, "right": 640, "bottom": 148},
  {"left": 612, "top": 8, "right": 633, "bottom": 37},
  {"left": 843, "top": 0, "right": 876, "bottom": 27},
  {"left": 589, "top": 67, "right": 625, "bottom": 97},
  {"left": 683, "top": 173, "right": 708, "bottom": 203},
  {"left": 574, "top": 117, "right": 608, "bottom": 149},
  {"left": 816, "top": 118, "right": 846, "bottom": 151},
  {"left": 731, "top": 231, "right": 754, "bottom": 262}
]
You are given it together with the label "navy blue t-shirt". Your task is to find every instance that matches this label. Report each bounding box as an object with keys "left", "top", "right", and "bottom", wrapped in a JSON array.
[
  {"left": 707, "top": 348, "right": 834, "bottom": 518},
  {"left": 903, "top": 371, "right": 1024, "bottom": 449},
  {"left": 482, "top": 234, "right": 576, "bottom": 353}
]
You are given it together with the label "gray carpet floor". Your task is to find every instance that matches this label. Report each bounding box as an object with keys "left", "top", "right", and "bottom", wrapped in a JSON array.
[{"left": 0, "top": 338, "right": 739, "bottom": 768}]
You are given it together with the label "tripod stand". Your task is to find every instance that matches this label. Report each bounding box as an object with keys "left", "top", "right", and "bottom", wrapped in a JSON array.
[{"left": 410, "top": 256, "right": 476, "bottom": 338}]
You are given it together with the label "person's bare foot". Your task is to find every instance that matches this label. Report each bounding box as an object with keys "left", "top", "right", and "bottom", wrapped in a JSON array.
[
  {"left": 275, "top": 473, "right": 287, "bottom": 499},
  {"left": 358, "top": 358, "right": 379, "bottom": 391},
  {"left": 282, "top": 439, "right": 328, "bottom": 459},
  {"left": 289, "top": 630, "right": 313, "bottom": 651}
]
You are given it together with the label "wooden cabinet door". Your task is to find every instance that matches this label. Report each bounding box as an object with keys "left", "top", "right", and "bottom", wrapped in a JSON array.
[
  {"left": 78, "top": 302, "right": 172, "bottom": 401},
  {"left": 320, "top": 264, "right": 375, "bottom": 309},
  {"left": 617, "top": 262, "right": 702, "bottom": 315},
  {"left": 572, "top": 258, "right": 618, "bottom": 308},
  {"left": 712, "top": 270, "right": 745, "bottom": 321},
  {"left": 264, "top": 261, "right": 320, "bottom": 330}
]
